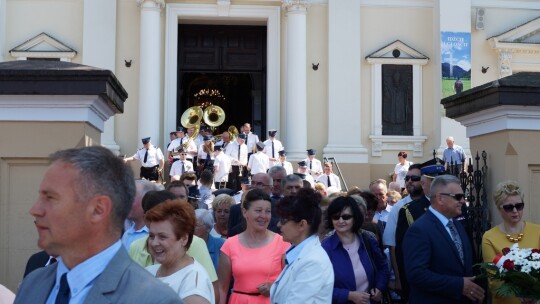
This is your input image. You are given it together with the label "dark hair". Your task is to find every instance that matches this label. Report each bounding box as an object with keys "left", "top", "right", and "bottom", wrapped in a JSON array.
[
  {"left": 167, "top": 180, "right": 188, "bottom": 195},
  {"left": 180, "top": 172, "right": 197, "bottom": 182},
  {"left": 242, "top": 188, "right": 271, "bottom": 210},
  {"left": 360, "top": 191, "right": 378, "bottom": 212},
  {"left": 142, "top": 190, "right": 177, "bottom": 213},
  {"left": 276, "top": 188, "right": 322, "bottom": 235},
  {"left": 281, "top": 174, "right": 302, "bottom": 188},
  {"left": 50, "top": 146, "right": 135, "bottom": 232},
  {"left": 398, "top": 151, "right": 408, "bottom": 158},
  {"left": 200, "top": 170, "right": 214, "bottom": 186},
  {"left": 409, "top": 163, "right": 422, "bottom": 171},
  {"left": 326, "top": 196, "right": 364, "bottom": 232},
  {"left": 144, "top": 199, "right": 195, "bottom": 249}
]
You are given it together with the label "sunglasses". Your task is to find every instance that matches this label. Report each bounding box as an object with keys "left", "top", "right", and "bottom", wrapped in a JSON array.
[
  {"left": 501, "top": 202, "right": 525, "bottom": 213},
  {"left": 439, "top": 193, "right": 466, "bottom": 201},
  {"left": 331, "top": 214, "right": 354, "bottom": 221},
  {"left": 405, "top": 175, "right": 421, "bottom": 182}
]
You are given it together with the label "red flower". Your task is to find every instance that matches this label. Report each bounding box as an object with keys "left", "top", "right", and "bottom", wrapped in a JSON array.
[
  {"left": 532, "top": 249, "right": 540, "bottom": 254},
  {"left": 502, "top": 247, "right": 511, "bottom": 255},
  {"left": 503, "top": 259, "right": 515, "bottom": 271}
]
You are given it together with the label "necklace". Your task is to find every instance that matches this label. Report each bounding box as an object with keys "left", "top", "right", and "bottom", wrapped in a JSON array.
[{"left": 503, "top": 222, "right": 525, "bottom": 243}]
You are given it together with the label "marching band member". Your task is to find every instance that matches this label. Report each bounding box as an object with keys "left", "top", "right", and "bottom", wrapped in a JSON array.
[
  {"left": 272, "top": 150, "right": 293, "bottom": 175},
  {"left": 248, "top": 141, "right": 270, "bottom": 175},
  {"left": 124, "top": 137, "right": 164, "bottom": 182},
  {"left": 169, "top": 148, "right": 195, "bottom": 181},
  {"left": 263, "top": 129, "right": 284, "bottom": 167},
  {"left": 213, "top": 145, "right": 232, "bottom": 189},
  {"left": 226, "top": 133, "right": 249, "bottom": 191},
  {"left": 304, "top": 149, "right": 323, "bottom": 178},
  {"left": 317, "top": 162, "right": 341, "bottom": 190}
]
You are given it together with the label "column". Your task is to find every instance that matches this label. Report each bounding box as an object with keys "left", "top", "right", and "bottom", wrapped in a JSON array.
[
  {"left": 83, "top": 0, "right": 120, "bottom": 154},
  {"left": 138, "top": 0, "right": 164, "bottom": 147},
  {"left": 0, "top": 0, "right": 6, "bottom": 62},
  {"left": 324, "top": 0, "right": 367, "bottom": 163},
  {"left": 284, "top": 0, "right": 308, "bottom": 161}
]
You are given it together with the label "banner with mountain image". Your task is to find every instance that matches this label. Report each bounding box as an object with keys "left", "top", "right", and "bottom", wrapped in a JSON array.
[{"left": 441, "top": 32, "right": 471, "bottom": 98}]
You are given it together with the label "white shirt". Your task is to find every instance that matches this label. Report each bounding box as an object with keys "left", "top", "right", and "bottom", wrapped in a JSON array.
[
  {"left": 133, "top": 145, "right": 164, "bottom": 167},
  {"left": 272, "top": 160, "right": 293, "bottom": 175},
  {"left": 263, "top": 138, "right": 284, "bottom": 166},
  {"left": 146, "top": 260, "right": 215, "bottom": 304},
  {"left": 244, "top": 132, "right": 260, "bottom": 153},
  {"left": 213, "top": 152, "right": 232, "bottom": 182},
  {"left": 382, "top": 195, "right": 413, "bottom": 247},
  {"left": 394, "top": 161, "right": 412, "bottom": 188},
  {"left": 374, "top": 204, "right": 392, "bottom": 222},
  {"left": 304, "top": 157, "right": 323, "bottom": 177},
  {"left": 225, "top": 141, "right": 248, "bottom": 166},
  {"left": 317, "top": 173, "right": 341, "bottom": 190},
  {"left": 198, "top": 145, "right": 215, "bottom": 162},
  {"left": 170, "top": 159, "right": 195, "bottom": 177},
  {"left": 248, "top": 151, "right": 270, "bottom": 175}
]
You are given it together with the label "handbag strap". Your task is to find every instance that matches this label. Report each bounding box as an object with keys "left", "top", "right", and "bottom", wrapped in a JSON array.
[{"left": 360, "top": 230, "right": 377, "bottom": 290}]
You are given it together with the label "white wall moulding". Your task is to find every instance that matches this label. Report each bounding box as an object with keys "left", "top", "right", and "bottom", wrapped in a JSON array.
[
  {"left": 9, "top": 32, "right": 77, "bottom": 62},
  {"left": 366, "top": 40, "right": 429, "bottom": 157}
]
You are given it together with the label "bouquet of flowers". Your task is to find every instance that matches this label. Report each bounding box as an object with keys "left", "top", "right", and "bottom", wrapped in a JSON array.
[{"left": 479, "top": 244, "right": 540, "bottom": 299}]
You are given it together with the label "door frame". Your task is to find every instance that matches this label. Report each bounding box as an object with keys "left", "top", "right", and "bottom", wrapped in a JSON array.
[{"left": 163, "top": 3, "right": 281, "bottom": 145}]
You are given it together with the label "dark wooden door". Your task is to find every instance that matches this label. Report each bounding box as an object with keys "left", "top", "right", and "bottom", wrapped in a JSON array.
[{"left": 177, "top": 25, "right": 267, "bottom": 136}]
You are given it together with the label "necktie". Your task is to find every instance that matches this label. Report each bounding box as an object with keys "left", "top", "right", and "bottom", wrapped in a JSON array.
[
  {"left": 282, "top": 162, "right": 284, "bottom": 167},
  {"left": 245, "top": 133, "right": 249, "bottom": 149},
  {"left": 55, "top": 273, "right": 70, "bottom": 304},
  {"left": 272, "top": 141, "right": 275, "bottom": 158},
  {"left": 327, "top": 175, "right": 331, "bottom": 187},
  {"left": 143, "top": 149, "right": 148, "bottom": 163},
  {"left": 181, "top": 161, "right": 186, "bottom": 174},
  {"left": 447, "top": 220, "right": 464, "bottom": 264},
  {"left": 310, "top": 161, "right": 312, "bottom": 170},
  {"left": 237, "top": 144, "right": 241, "bottom": 160}
]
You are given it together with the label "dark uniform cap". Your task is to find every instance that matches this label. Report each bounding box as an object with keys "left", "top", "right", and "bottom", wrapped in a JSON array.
[
  {"left": 268, "top": 129, "right": 277, "bottom": 137},
  {"left": 177, "top": 147, "right": 186, "bottom": 153},
  {"left": 307, "top": 149, "right": 316, "bottom": 155},
  {"left": 200, "top": 124, "right": 208, "bottom": 131},
  {"left": 176, "top": 127, "right": 185, "bottom": 133},
  {"left": 188, "top": 186, "right": 200, "bottom": 199},
  {"left": 420, "top": 157, "right": 446, "bottom": 178},
  {"left": 278, "top": 150, "right": 287, "bottom": 156},
  {"left": 213, "top": 188, "right": 236, "bottom": 197},
  {"left": 203, "top": 135, "right": 213, "bottom": 141},
  {"left": 214, "top": 145, "right": 223, "bottom": 151},
  {"left": 142, "top": 137, "right": 151, "bottom": 144},
  {"left": 238, "top": 133, "right": 247, "bottom": 140},
  {"left": 256, "top": 141, "right": 265, "bottom": 150},
  {"left": 298, "top": 160, "right": 307, "bottom": 167}
]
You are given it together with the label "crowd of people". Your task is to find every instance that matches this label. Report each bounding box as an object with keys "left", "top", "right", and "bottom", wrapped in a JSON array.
[{"left": 4, "top": 128, "right": 539, "bottom": 304}]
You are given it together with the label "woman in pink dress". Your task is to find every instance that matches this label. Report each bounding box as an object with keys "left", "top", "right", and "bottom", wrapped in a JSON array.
[{"left": 217, "top": 188, "right": 290, "bottom": 304}]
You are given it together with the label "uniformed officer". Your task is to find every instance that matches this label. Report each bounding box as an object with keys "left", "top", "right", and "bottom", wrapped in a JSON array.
[
  {"left": 248, "top": 141, "right": 270, "bottom": 175},
  {"left": 263, "top": 129, "right": 284, "bottom": 167},
  {"left": 226, "top": 133, "right": 248, "bottom": 191},
  {"left": 296, "top": 161, "right": 315, "bottom": 187},
  {"left": 169, "top": 148, "right": 194, "bottom": 181},
  {"left": 304, "top": 149, "right": 323, "bottom": 177},
  {"left": 272, "top": 150, "right": 293, "bottom": 175},
  {"left": 124, "top": 137, "right": 164, "bottom": 182}
]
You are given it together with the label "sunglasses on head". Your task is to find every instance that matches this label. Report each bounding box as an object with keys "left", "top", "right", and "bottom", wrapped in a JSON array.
[
  {"left": 331, "top": 214, "right": 354, "bottom": 221},
  {"left": 501, "top": 202, "right": 525, "bottom": 212},
  {"left": 405, "top": 175, "right": 421, "bottom": 182},
  {"left": 439, "top": 193, "right": 466, "bottom": 201}
]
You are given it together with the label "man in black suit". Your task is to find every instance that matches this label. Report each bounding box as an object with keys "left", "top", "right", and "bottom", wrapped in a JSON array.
[
  {"left": 23, "top": 250, "right": 53, "bottom": 278},
  {"left": 403, "top": 175, "right": 484, "bottom": 303}
]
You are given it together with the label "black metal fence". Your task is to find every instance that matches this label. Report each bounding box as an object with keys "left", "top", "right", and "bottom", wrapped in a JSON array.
[{"left": 444, "top": 150, "right": 490, "bottom": 262}]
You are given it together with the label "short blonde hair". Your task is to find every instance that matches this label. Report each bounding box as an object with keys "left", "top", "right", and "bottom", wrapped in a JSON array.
[
  {"left": 493, "top": 180, "right": 523, "bottom": 208},
  {"left": 212, "top": 194, "right": 235, "bottom": 210},
  {"left": 387, "top": 190, "right": 402, "bottom": 203}
]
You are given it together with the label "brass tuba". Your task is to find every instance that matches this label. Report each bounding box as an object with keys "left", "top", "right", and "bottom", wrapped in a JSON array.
[
  {"left": 173, "top": 106, "right": 203, "bottom": 156},
  {"left": 203, "top": 105, "right": 225, "bottom": 128}
]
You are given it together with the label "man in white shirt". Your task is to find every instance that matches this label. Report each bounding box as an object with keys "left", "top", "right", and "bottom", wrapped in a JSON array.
[
  {"left": 317, "top": 162, "right": 341, "bottom": 190},
  {"left": 166, "top": 127, "right": 186, "bottom": 165},
  {"left": 263, "top": 129, "right": 284, "bottom": 167},
  {"left": 272, "top": 150, "right": 293, "bottom": 175},
  {"left": 213, "top": 145, "right": 232, "bottom": 189},
  {"left": 248, "top": 141, "right": 270, "bottom": 175},
  {"left": 226, "top": 133, "right": 248, "bottom": 191},
  {"left": 304, "top": 149, "right": 323, "bottom": 178},
  {"left": 243, "top": 122, "right": 260, "bottom": 155},
  {"left": 297, "top": 161, "right": 315, "bottom": 187},
  {"left": 169, "top": 148, "right": 195, "bottom": 181},
  {"left": 124, "top": 137, "right": 164, "bottom": 182}
]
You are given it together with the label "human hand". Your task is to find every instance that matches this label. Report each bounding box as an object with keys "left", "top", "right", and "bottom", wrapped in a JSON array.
[
  {"left": 348, "top": 291, "right": 370, "bottom": 304},
  {"left": 462, "top": 277, "right": 485, "bottom": 303},
  {"left": 257, "top": 282, "right": 271, "bottom": 297},
  {"left": 370, "top": 288, "right": 382, "bottom": 302}
]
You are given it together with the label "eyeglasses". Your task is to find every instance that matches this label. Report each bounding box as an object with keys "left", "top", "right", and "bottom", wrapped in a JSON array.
[
  {"left": 501, "top": 202, "right": 525, "bottom": 213},
  {"left": 439, "top": 193, "right": 466, "bottom": 201},
  {"left": 405, "top": 175, "right": 421, "bottom": 182},
  {"left": 331, "top": 214, "right": 354, "bottom": 221}
]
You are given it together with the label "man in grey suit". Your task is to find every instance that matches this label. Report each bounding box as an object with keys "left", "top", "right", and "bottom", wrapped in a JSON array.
[{"left": 15, "top": 146, "right": 181, "bottom": 304}]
